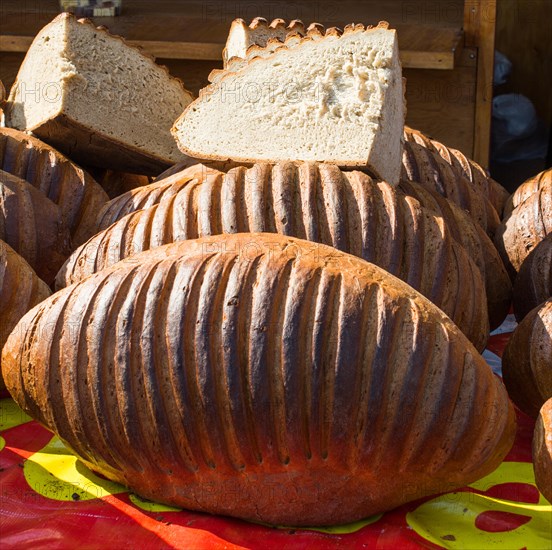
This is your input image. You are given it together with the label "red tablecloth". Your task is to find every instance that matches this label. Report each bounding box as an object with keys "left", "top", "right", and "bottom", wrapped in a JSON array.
[{"left": 1, "top": 320, "right": 551, "bottom": 549}]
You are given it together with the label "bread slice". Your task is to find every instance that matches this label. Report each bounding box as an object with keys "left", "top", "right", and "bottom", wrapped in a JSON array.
[
  {"left": 5, "top": 13, "right": 194, "bottom": 175},
  {"left": 223, "top": 17, "right": 306, "bottom": 66},
  {"left": 173, "top": 22, "right": 405, "bottom": 184}
]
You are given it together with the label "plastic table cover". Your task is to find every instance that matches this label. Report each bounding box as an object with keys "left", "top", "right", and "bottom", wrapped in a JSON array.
[{"left": 1, "top": 315, "right": 551, "bottom": 549}]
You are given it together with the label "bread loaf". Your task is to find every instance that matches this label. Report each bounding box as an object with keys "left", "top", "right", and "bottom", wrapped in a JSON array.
[
  {"left": 0, "top": 240, "right": 51, "bottom": 390},
  {"left": 222, "top": 17, "right": 307, "bottom": 66},
  {"left": 513, "top": 233, "right": 552, "bottom": 321},
  {"left": 95, "top": 169, "right": 197, "bottom": 232},
  {"left": 399, "top": 179, "right": 511, "bottom": 329},
  {"left": 533, "top": 398, "right": 552, "bottom": 504},
  {"left": 4, "top": 13, "right": 194, "bottom": 175},
  {"left": 502, "top": 299, "right": 552, "bottom": 418},
  {"left": 3, "top": 233, "right": 516, "bottom": 526},
  {"left": 495, "top": 178, "right": 551, "bottom": 276},
  {"left": 1, "top": 170, "right": 72, "bottom": 284},
  {"left": 504, "top": 168, "right": 551, "bottom": 218},
  {"left": 59, "top": 162, "right": 489, "bottom": 350},
  {"left": 403, "top": 127, "right": 510, "bottom": 216},
  {"left": 173, "top": 23, "right": 405, "bottom": 185},
  {"left": 0, "top": 127, "right": 108, "bottom": 246},
  {"left": 402, "top": 140, "right": 500, "bottom": 237}
]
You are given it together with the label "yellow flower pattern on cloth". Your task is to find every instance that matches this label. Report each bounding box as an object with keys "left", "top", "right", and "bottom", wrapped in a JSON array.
[{"left": 407, "top": 461, "right": 552, "bottom": 549}]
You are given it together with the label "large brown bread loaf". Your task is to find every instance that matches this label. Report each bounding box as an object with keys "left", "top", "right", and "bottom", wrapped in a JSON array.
[
  {"left": 533, "top": 398, "right": 552, "bottom": 504},
  {"left": 0, "top": 127, "right": 109, "bottom": 246},
  {"left": 513, "top": 233, "right": 552, "bottom": 321},
  {"left": 0, "top": 240, "right": 51, "bottom": 390},
  {"left": 399, "top": 179, "right": 511, "bottom": 330},
  {"left": 59, "top": 163, "right": 490, "bottom": 350},
  {"left": 495, "top": 179, "right": 551, "bottom": 277},
  {"left": 502, "top": 299, "right": 552, "bottom": 418},
  {"left": 401, "top": 140, "right": 501, "bottom": 237},
  {"left": 94, "top": 168, "right": 197, "bottom": 232},
  {"left": 403, "top": 127, "right": 510, "bottom": 216},
  {"left": 3, "top": 234, "right": 516, "bottom": 526},
  {"left": 1, "top": 170, "right": 72, "bottom": 285},
  {"left": 504, "top": 168, "right": 551, "bottom": 218}
]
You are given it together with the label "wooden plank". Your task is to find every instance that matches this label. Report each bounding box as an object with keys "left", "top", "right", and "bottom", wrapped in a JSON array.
[
  {"left": 0, "top": 25, "right": 463, "bottom": 69},
  {"left": 404, "top": 48, "right": 477, "bottom": 158},
  {"left": 464, "top": 0, "right": 496, "bottom": 167}
]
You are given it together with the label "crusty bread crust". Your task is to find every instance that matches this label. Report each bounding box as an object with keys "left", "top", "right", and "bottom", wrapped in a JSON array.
[
  {"left": 533, "top": 399, "right": 552, "bottom": 504},
  {"left": 3, "top": 233, "right": 515, "bottom": 526},
  {"left": 0, "top": 127, "right": 108, "bottom": 246},
  {"left": 0, "top": 240, "right": 51, "bottom": 390}
]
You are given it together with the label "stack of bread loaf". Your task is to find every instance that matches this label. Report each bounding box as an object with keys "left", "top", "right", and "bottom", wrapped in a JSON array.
[{"left": 0, "top": 12, "right": 549, "bottom": 525}]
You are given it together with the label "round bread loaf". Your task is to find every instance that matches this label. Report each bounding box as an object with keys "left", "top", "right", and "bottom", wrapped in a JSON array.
[
  {"left": 502, "top": 299, "right": 552, "bottom": 418},
  {"left": 504, "top": 167, "right": 551, "bottom": 218},
  {"left": 2, "top": 234, "right": 516, "bottom": 526},
  {"left": 400, "top": 179, "right": 511, "bottom": 330},
  {"left": 514, "top": 234, "right": 552, "bottom": 321},
  {"left": 533, "top": 398, "right": 552, "bottom": 504},
  {"left": 0, "top": 127, "right": 108, "bottom": 246},
  {"left": 401, "top": 139, "right": 500, "bottom": 237},
  {"left": 58, "top": 163, "right": 490, "bottom": 350},
  {"left": 0, "top": 240, "right": 51, "bottom": 390},
  {"left": 1, "top": 170, "right": 71, "bottom": 284},
  {"left": 495, "top": 179, "right": 551, "bottom": 278},
  {"left": 404, "top": 127, "right": 510, "bottom": 216}
]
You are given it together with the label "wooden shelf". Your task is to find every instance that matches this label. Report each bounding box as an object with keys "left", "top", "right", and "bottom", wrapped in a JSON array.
[{"left": 0, "top": 1, "right": 463, "bottom": 69}]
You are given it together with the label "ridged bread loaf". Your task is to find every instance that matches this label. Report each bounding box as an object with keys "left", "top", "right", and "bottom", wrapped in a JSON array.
[
  {"left": 403, "top": 127, "right": 509, "bottom": 216},
  {"left": 58, "top": 162, "right": 490, "bottom": 350},
  {"left": 3, "top": 234, "right": 516, "bottom": 526},
  {"left": 1, "top": 170, "right": 71, "bottom": 284},
  {"left": 0, "top": 127, "right": 108, "bottom": 246},
  {"left": 402, "top": 140, "right": 500, "bottom": 237},
  {"left": 502, "top": 299, "right": 552, "bottom": 418},
  {"left": 0, "top": 240, "right": 51, "bottom": 390},
  {"left": 513, "top": 233, "right": 552, "bottom": 321},
  {"left": 495, "top": 178, "right": 551, "bottom": 277},
  {"left": 504, "top": 168, "right": 551, "bottom": 218},
  {"left": 533, "top": 398, "right": 552, "bottom": 504},
  {"left": 399, "top": 179, "right": 511, "bottom": 329}
]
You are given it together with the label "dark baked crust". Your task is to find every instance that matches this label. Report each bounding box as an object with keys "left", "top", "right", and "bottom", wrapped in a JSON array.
[
  {"left": 1, "top": 169, "right": 72, "bottom": 284},
  {"left": 505, "top": 168, "right": 551, "bottom": 218},
  {"left": 58, "top": 162, "right": 490, "bottom": 350},
  {"left": 0, "top": 240, "right": 51, "bottom": 390},
  {"left": 495, "top": 179, "right": 551, "bottom": 278},
  {"left": 502, "top": 299, "right": 552, "bottom": 418},
  {"left": 30, "top": 112, "right": 178, "bottom": 176},
  {"left": 3, "top": 233, "right": 516, "bottom": 526},
  {"left": 533, "top": 398, "right": 552, "bottom": 503},
  {"left": 0, "top": 127, "right": 108, "bottom": 246},
  {"left": 401, "top": 140, "right": 501, "bottom": 237},
  {"left": 400, "top": 179, "right": 512, "bottom": 330},
  {"left": 404, "top": 127, "right": 510, "bottom": 216},
  {"left": 514, "top": 234, "right": 552, "bottom": 321}
]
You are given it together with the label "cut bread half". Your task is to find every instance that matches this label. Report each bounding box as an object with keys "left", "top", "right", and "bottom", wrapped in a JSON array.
[
  {"left": 5, "top": 13, "right": 194, "bottom": 175},
  {"left": 173, "top": 22, "right": 405, "bottom": 184}
]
